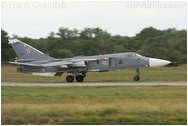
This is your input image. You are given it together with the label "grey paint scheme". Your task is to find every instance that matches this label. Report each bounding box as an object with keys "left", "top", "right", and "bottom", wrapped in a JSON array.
[
  {"left": 9, "top": 39, "right": 150, "bottom": 73},
  {"left": 17, "top": 54, "right": 149, "bottom": 73},
  {"left": 9, "top": 40, "right": 54, "bottom": 61},
  {"left": 9, "top": 39, "right": 152, "bottom": 81}
]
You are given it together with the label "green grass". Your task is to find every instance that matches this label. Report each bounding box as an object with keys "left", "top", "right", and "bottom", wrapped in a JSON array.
[
  {"left": 1, "top": 86, "right": 187, "bottom": 125},
  {"left": 1, "top": 65, "right": 187, "bottom": 124},
  {"left": 1, "top": 64, "right": 187, "bottom": 82}
]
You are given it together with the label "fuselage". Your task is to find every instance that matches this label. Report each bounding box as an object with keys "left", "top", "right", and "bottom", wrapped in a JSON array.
[
  {"left": 75, "top": 52, "right": 149, "bottom": 71},
  {"left": 17, "top": 52, "right": 170, "bottom": 73},
  {"left": 8, "top": 38, "right": 171, "bottom": 82}
]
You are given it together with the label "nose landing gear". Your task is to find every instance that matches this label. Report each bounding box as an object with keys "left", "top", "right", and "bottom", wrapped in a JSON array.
[{"left": 133, "top": 69, "right": 140, "bottom": 81}]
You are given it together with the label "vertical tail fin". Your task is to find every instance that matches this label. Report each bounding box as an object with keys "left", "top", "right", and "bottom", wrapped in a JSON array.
[{"left": 8, "top": 38, "right": 55, "bottom": 61}]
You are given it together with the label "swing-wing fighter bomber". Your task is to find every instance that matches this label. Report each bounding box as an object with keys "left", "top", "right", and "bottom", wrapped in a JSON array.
[{"left": 8, "top": 39, "right": 171, "bottom": 82}]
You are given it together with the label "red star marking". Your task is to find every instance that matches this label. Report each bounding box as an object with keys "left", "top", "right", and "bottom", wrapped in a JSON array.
[
  {"left": 26, "top": 48, "right": 31, "bottom": 53},
  {"left": 118, "top": 59, "right": 123, "bottom": 64}
]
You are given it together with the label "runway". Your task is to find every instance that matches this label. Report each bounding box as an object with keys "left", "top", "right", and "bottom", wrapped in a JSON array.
[{"left": 1, "top": 81, "right": 187, "bottom": 87}]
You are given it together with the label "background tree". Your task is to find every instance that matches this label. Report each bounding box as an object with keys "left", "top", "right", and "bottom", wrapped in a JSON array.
[
  {"left": 1, "top": 27, "right": 187, "bottom": 66},
  {"left": 1, "top": 29, "right": 16, "bottom": 63}
]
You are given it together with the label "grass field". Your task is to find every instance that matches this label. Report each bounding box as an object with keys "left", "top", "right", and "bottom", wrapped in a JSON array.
[
  {"left": 1, "top": 86, "right": 187, "bottom": 125},
  {"left": 1, "top": 65, "right": 187, "bottom": 124},
  {"left": 1, "top": 64, "right": 187, "bottom": 82}
]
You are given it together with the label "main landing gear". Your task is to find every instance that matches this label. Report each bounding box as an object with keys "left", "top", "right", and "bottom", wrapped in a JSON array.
[
  {"left": 133, "top": 68, "right": 140, "bottom": 81},
  {"left": 66, "top": 75, "right": 74, "bottom": 82},
  {"left": 66, "top": 72, "right": 86, "bottom": 83}
]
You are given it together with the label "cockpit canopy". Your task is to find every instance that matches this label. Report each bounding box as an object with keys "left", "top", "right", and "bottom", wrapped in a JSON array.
[{"left": 127, "top": 52, "right": 142, "bottom": 57}]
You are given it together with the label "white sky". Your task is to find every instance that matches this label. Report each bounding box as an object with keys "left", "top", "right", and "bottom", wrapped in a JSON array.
[{"left": 1, "top": 1, "right": 187, "bottom": 38}]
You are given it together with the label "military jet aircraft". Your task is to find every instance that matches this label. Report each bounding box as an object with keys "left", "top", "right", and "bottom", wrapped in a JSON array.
[{"left": 8, "top": 38, "right": 171, "bottom": 82}]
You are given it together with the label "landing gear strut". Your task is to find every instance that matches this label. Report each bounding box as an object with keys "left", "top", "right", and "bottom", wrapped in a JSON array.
[{"left": 133, "top": 69, "right": 140, "bottom": 81}]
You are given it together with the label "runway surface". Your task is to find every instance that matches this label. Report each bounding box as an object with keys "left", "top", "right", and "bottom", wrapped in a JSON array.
[{"left": 1, "top": 81, "right": 187, "bottom": 87}]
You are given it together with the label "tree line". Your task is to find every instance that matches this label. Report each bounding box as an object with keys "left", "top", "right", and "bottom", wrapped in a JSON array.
[{"left": 1, "top": 27, "right": 187, "bottom": 65}]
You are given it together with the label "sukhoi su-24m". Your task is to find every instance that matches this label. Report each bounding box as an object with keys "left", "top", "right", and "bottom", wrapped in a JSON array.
[{"left": 8, "top": 39, "right": 171, "bottom": 82}]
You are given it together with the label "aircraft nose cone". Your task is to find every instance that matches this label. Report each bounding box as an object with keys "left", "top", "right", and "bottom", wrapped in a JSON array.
[{"left": 149, "top": 58, "right": 171, "bottom": 67}]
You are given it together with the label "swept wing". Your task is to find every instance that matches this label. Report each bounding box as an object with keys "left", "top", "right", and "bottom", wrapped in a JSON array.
[{"left": 9, "top": 57, "right": 108, "bottom": 68}]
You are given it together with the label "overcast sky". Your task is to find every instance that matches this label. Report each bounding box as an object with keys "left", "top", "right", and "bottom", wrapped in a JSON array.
[{"left": 1, "top": 1, "right": 187, "bottom": 39}]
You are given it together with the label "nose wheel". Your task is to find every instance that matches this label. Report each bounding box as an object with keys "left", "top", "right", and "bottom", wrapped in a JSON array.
[
  {"left": 133, "top": 75, "right": 140, "bottom": 81},
  {"left": 133, "top": 69, "right": 140, "bottom": 81}
]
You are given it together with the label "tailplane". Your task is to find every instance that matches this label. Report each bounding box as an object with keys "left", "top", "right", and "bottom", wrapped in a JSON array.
[{"left": 8, "top": 38, "right": 55, "bottom": 61}]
